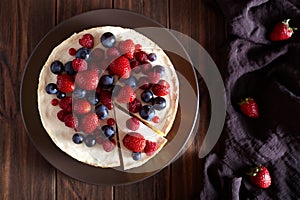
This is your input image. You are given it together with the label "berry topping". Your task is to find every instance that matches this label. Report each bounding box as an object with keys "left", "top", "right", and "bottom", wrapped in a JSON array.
[
  {"left": 109, "top": 56, "right": 131, "bottom": 78},
  {"left": 79, "top": 113, "right": 99, "bottom": 133},
  {"left": 126, "top": 117, "right": 140, "bottom": 131},
  {"left": 72, "top": 58, "right": 88, "bottom": 72},
  {"left": 106, "top": 47, "right": 120, "bottom": 58},
  {"left": 57, "top": 109, "right": 69, "bottom": 122},
  {"left": 99, "top": 75, "right": 114, "bottom": 89},
  {"left": 73, "top": 88, "right": 87, "bottom": 99},
  {"left": 132, "top": 152, "right": 141, "bottom": 161},
  {"left": 141, "top": 90, "right": 154, "bottom": 103},
  {"left": 152, "top": 80, "right": 170, "bottom": 96},
  {"left": 95, "top": 104, "right": 109, "bottom": 120},
  {"left": 58, "top": 96, "right": 72, "bottom": 111},
  {"left": 147, "top": 71, "right": 161, "bottom": 84},
  {"left": 116, "top": 85, "right": 136, "bottom": 104},
  {"left": 64, "top": 114, "right": 78, "bottom": 129},
  {"left": 134, "top": 51, "right": 148, "bottom": 63},
  {"left": 99, "top": 90, "right": 113, "bottom": 110},
  {"left": 152, "top": 116, "right": 160, "bottom": 123},
  {"left": 144, "top": 140, "right": 158, "bottom": 156},
  {"left": 139, "top": 105, "right": 155, "bottom": 121},
  {"left": 64, "top": 61, "right": 77, "bottom": 76},
  {"left": 56, "top": 74, "right": 75, "bottom": 93},
  {"left": 147, "top": 53, "right": 157, "bottom": 62},
  {"left": 69, "top": 48, "right": 76, "bottom": 56},
  {"left": 123, "top": 132, "right": 146, "bottom": 152},
  {"left": 239, "top": 98, "right": 259, "bottom": 118},
  {"left": 138, "top": 77, "right": 152, "bottom": 90},
  {"left": 152, "top": 96, "right": 167, "bottom": 110},
  {"left": 51, "top": 98, "right": 59, "bottom": 106},
  {"left": 118, "top": 39, "right": 135, "bottom": 55},
  {"left": 130, "top": 60, "right": 139, "bottom": 69},
  {"left": 107, "top": 118, "right": 115, "bottom": 126},
  {"left": 72, "top": 133, "right": 84, "bottom": 144},
  {"left": 269, "top": 19, "right": 297, "bottom": 41},
  {"left": 90, "top": 48, "right": 104, "bottom": 61},
  {"left": 84, "top": 134, "right": 97, "bottom": 147},
  {"left": 79, "top": 33, "right": 94, "bottom": 49},
  {"left": 128, "top": 98, "right": 142, "bottom": 113},
  {"left": 56, "top": 91, "right": 66, "bottom": 99},
  {"left": 248, "top": 165, "right": 271, "bottom": 189},
  {"left": 75, "top": 70, "right": 99, "bottom": 91},
  {"left": 151, "top": 65, "right": 165, "bottom": 78},
  {"left": 102, "top": 125, "right": 115, "bottom": 138},
  {"left": 46, "top": 83, "right": 58, "bottom": 94},
  {"left": 75, "top": 47, "right": 90, "bottom": 60},
  {"left": 103, "top": 139, "right": 116, "bottom": 152},
  {"left": 73, "top": 99, "right": 91, "bottom": 114},
  {"left": 50, "top": 60, "right": 64, "bottom": 74},
  {"left": 134, "top": 44, "right": 142, "bottom": 52},
  {"left": 141, "top": 62, "right": 152, "bottom": 74},
  {"left": 100, "top": 32, "right": 116, "bottom": 48}
]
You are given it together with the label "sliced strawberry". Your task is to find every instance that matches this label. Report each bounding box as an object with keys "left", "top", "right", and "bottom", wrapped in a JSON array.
[
  {"left": 64, "top": 113, "right": 78, "bottom": 129},
  {"left": 72, "top": 58, "right": 88, "bottom": 72},
  {"left": 109, "top": 56, "right": 131, "bottom": 78},
  {"left": 152, "top": 80, "right": 170, "bottom": 96},
  {"left": 75, "top": 70, "right": 99, "bottom": 91},
  {"left": 73, "top": 99, "right": 91, "bottom": 114},
  {"left": 123, "top": 132, "right": 146, "bottom": 152},
  {"left": 144, "top": 140, "right": 158, "bottom": 156},
  {"left": 126, "top": 117, "right": 140, "bottom": 131},
  {"left": 79, "top": 113, "right": 99, "bottom": 133},
  {"left": 56, "top": 74, "right": 75, "bottom": 93},
  {"left": 79, "top": 33, "right": 94, "bottom": 49},
  {"left": 116, "top": 85, "right": 136, "bottom": 104}
]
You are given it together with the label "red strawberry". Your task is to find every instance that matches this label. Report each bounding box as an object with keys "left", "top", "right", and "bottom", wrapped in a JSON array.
[
  {"left": 122, "top": 132, "right": 146, "bottom": 152},
  {"left": 79, "top": 33, "right": 94, "bottom": 49},
  {"left": 239, "top": 98, "right": 259, "bottom": 118},
  {"left": 99, "top": 90, "right": 113, "bottom": 110},
  {"left": 64, "top": 113, "right": 78, "bottom": 129},
  {"left": 116, "top": 85, "right": 136, "bottom": 103},
  {"left": 73, "top": 99, "right": 91, "bottom": 114},
  {"left": 72, "top": 58, "right": 88, "bottom": 72},
  {"left": 75, "top": 70, "right": 99, "bottom": 91},
  {"left": 152, "top": 80, "right": 170, "bottom": 96},
  {"left": 109, "top": 56, "right": 131, "bottom": 78},
  {"left": 103, "top": 139, "right": 116, "bottom": 152},
  {"left": 248, "top": 165, "right": 271, "bottom": 189},
  {"left": 144, "top": 140, "right": 158, "bottom": 156},
  {"left": 128, "top": 98, "right": 142, "bottom": 113},
  {"left": 59, "top": 96, "right": 72, "bottom": 111},
  {"left": 57, "top": 109, "right": 69, "bottom": 122},
  {"left": 134, "top": 51, "right": 148, "bottom": 63},
  {"left": 118, "top": 39, "right": 135, "bottom": 55},
  {"left": 269, "top": 19, "right": 297, "bottom": 41},
  {"left": 56, "top": 74, "right": 75, "bottom": 93},
  {"left": 79, "top": 113, "right": 99, "bottom": 133},
  {"left": 126, "top": 117, "right": 140, "bottom": 131}
]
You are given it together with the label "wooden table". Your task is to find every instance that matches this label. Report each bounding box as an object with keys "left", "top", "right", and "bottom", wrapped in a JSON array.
[{"left": 0, "top": 0, "right": 227, "bottom": 199}]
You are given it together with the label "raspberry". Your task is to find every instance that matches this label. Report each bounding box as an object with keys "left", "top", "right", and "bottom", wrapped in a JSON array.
[
  {"left": 128, "top": 98, "right": 142, "bottom": 113},
  {"left": 75, "top": 70, "right": 99, "bottom": 91},
  {"left": 56, "top": 74, "right": 75, "bottom": 93},
  {"left": 144, "top": 140, "right": 158, "bottom": 156},
  {"left": 134, "top": 51, "right": 148, "bottom": 63},
  {"left": 99, "top": 90, "right": 113, "bottom": 110},
  {"left": 116, "top": 85, "right": 136, "bottom": 104},
  {"left": 69, "top": 48, "right": 76, "bottom": 56},
  {"left": 126, "top": 117, "right": 140, "bottom": 131},
  {"left": 122, "top": 132, "right": 146, "bottom": 152},
  {"left": 79, "top": 113, "right": 99, "bottom": 133},
  {"left": 72, "top": 58, "right": 88, "bottom": 72},
  {"left": 79, "top": 33, "right": 94, "bottom": 49},
  {"left": 57, "top": 109, "right": 69, "bottom": 122},
  {"left": 107, "top": 118, "right": 115, "bottom": 126},
  {"left": 58, "top": 96, "right": 72, "bottom": 111},
  {"left": 64, "top": 114, "right": 78, "bottom": 129},
  {"left": 103, "top": 139, "right": 116, "bottom": 152},
  {"left": 51, "top": 98, "right": 59, "bottom": 106},
  {"left": 130, "top": 60, "right": 139, "bottom": 69},
  {"left": 106, "top": 47, "right": 120, "bottom": 58}
]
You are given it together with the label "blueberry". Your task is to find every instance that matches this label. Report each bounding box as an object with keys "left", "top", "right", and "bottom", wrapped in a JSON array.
[
  {"left": 50, "top": 60, "right": 64, "bottom": 74},
  {"left": 132, "top": 152, "right": 141, "bottom": 161},
  {"left": 73, "top": 88, "right": 87, "bottom": 99},
  {"left": 75, "top": 47, "right": 90, "bottom": 60},
  {"left": 102, "top": 125, "right": 115, "bottom": 138},
  {"left": 84, "top": 134, "right": 96, "bottom": 147},
  {"left": 139, "top": 105, "right": 155, "bottom": 120},
  {"left": 95, "top": 104, "right": 108, "bottom": 120},
  {"left": 87, "top": 92, "right": 99, "bottom": 105},
  {"left": 56, "top": 91, "right": 66, "bottom": 99},
  {"left": 121, "top": 76, "right": 137, "bottom": 89},
  {"left": 99, "top": 75, "right": 114, "bottom": 89},
  {"left": 152, "top": 96, "right": 167, "bottom": 110},
  {"left": 100, "top": 32, "right": 116, "bottom": 48},
  {"left": 151, "top": 65, "right": 165, "bottom": 78},
  {"left": 147, "top": 53, "right": 157, "bottom": 62},
  {"left": 64, "top": 61, "right": 76, "bottom": 76},
  {"left": 72, "top": 133, "right": 84, "bottom": 144},
  {"left": 141, "top": 90, "right": 153, "bottom": 103},
  {"left": 46, "top": 83, "right": 58, "bottom": 94}
]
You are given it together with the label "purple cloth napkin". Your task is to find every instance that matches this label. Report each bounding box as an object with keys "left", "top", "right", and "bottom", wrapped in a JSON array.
[{"left": 200, "top": 0, "right": 300, "bottom": 199}]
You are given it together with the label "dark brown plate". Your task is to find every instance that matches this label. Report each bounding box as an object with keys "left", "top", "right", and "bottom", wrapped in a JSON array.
[{"left": 20, "top": 9, "right": 199, "bottom": 185}]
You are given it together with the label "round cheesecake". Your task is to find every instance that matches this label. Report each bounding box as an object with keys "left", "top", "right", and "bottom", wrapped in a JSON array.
[{"left": 37, "top": 26, "right": 179, "bottom": 169}]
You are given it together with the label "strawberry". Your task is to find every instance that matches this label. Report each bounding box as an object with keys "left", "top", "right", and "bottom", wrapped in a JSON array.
[
  {"left": 118, "top": 39, "right": 135, "bottom": 55},
  {"left": 75, "top": 70, "right": 99, "bottom": 91},
  {"left": 269, "top": 19, "right": 297, "bottom": 41},
  {"left": 56, "top": 74, "right": 75, "bottom": 93},
  {"left": 102, "top": 139, "right": 116, "bottom": 152},
  {"left": 79, "top": 33, "right": 94, "bottom": 49},
  {"left": 109, "top": 56, "right": 131, "bottom": 78},
  {"left": 122, "top": 132, "right": 146, "bottom": 152},
  {"left": 126, "top": 117, "right": 140, "bottom": 131},
  {"left": 73, "top": 99, "right": 91, "bottom": 114},
  {"left": 144, "top": 140, "right": 158, "bottom": 156},
  {"left": 247, "top": 165, "right": 271, "bottom": 189},
  {"left": 134, "top": 51, "right": 148, "bottom": 63},
  {"left": 152, "top": 80, "right": 170, "bottom": 96},
  {"left": 99, "top": 90, "right": 113, "bottom": 110},
  {"left": 79, "top": 113, "right": 99, "bottom": 133},
  {"left": 116, "top": 85, "right": 136, "bottom": 103},
  {"left": 58, "top": 96, "right": 72, "bottom": 111},
  {"left": 64, "top": 113, "right": 78, "bottom": 129},
  {"left": 239, "top": 97, "right": 259, "bottom": 118},
  {"left": 72, "top": 58, "right": 88, "bottom": 72},
  {"left": 128, "top": 98, "right": 142, "bottom": 113}
]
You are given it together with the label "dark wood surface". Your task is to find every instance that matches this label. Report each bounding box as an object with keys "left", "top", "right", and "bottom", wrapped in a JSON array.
[{"left": 0, "top": 0, "right": 227, "bottom": 199}]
